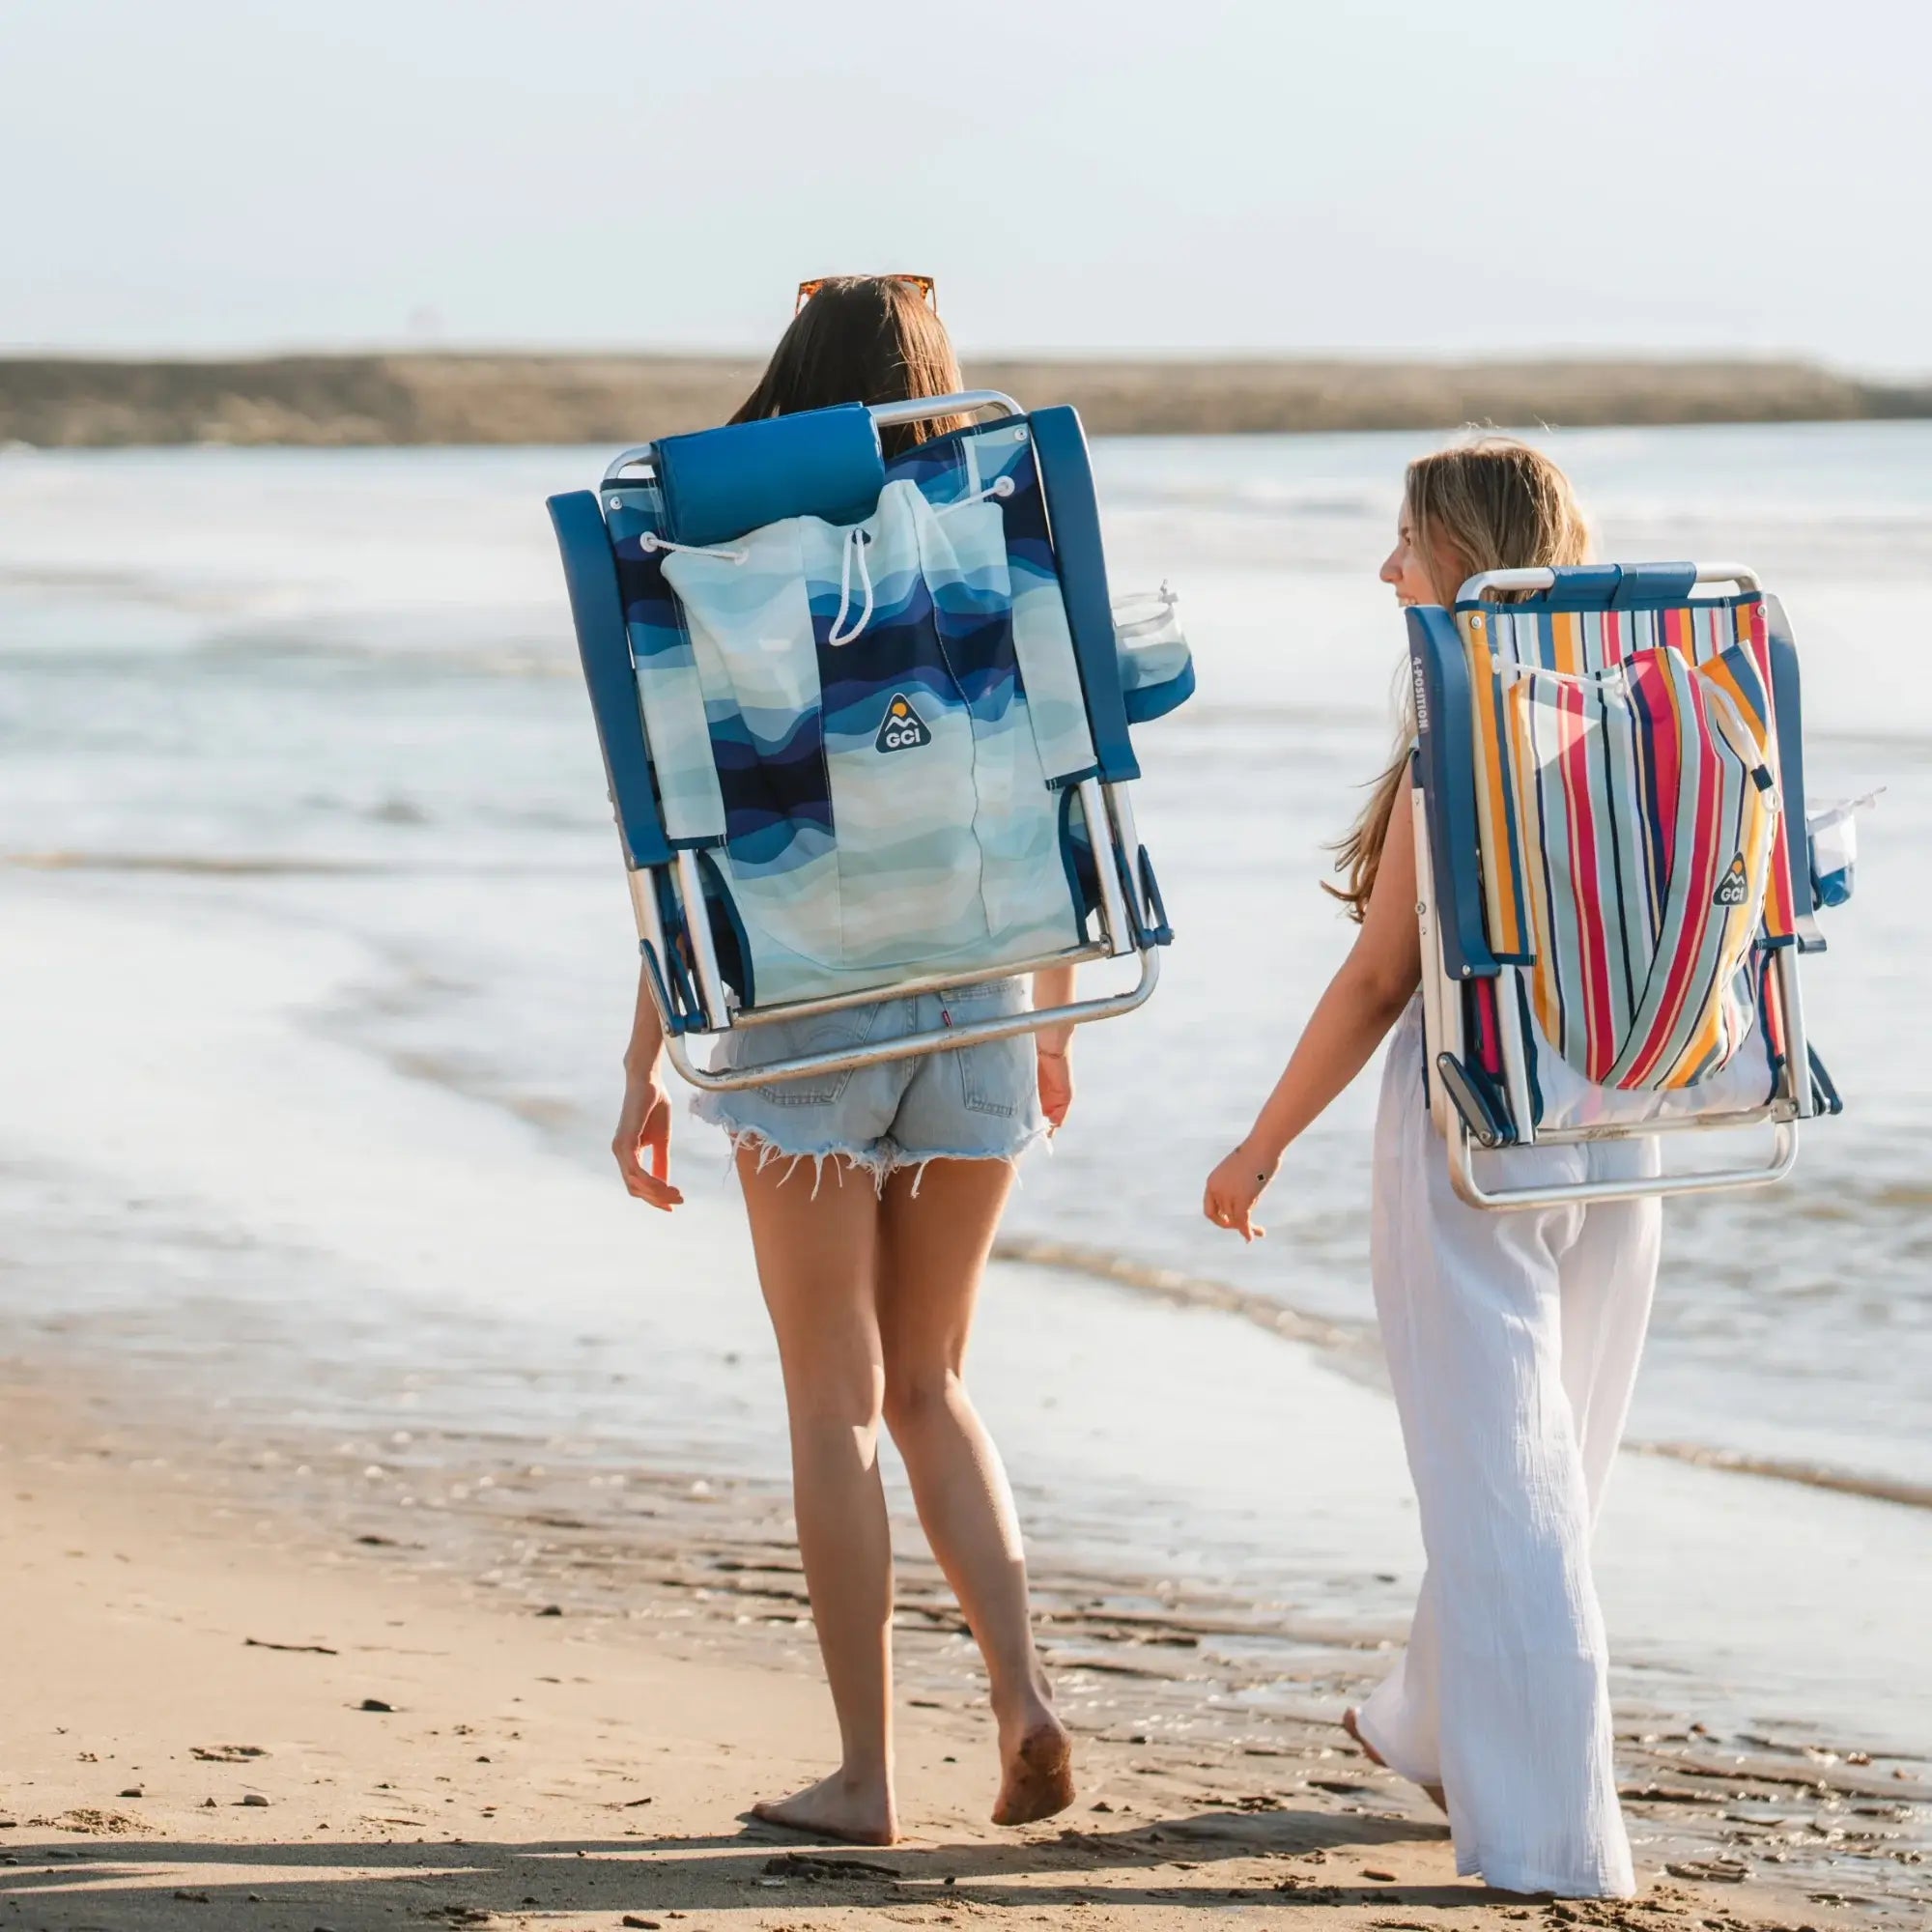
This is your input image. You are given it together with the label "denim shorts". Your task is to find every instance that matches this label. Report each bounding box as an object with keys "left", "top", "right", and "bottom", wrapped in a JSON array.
[{"left": 691, "top": 977, "right": 1045, "bottom": 1183}]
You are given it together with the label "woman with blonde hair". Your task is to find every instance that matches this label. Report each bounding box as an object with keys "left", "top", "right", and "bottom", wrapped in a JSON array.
[{"left": 1204, "top": 438, "right": 1655, "bottom": 1898}]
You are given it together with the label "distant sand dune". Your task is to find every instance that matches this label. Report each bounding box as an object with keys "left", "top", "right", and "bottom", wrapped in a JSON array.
[{"left": 2, "top": 352, "right": 1928, "bottom": 446}]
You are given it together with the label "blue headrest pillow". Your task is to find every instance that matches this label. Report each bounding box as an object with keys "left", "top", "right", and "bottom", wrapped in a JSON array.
[{"left": 653, "top": 403, "right": 886, "bottom": 549}]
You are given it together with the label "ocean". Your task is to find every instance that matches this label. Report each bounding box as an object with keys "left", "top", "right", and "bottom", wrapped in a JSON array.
[{"left": 1, "top": 420, "right": 1926, "bottom": 1753}]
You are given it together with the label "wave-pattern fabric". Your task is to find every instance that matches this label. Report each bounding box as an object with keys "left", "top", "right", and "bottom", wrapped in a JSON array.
[
  {"left": 619, "top": 420, "right": 1119, "bottom": 1008},
  {"left": 627, "top": 572, "right": 730, "bottom": 845},
  {"left": 1462, "top": 597, "right": 1789, "bottom": 1091},
  {"left": 1504, "top": 641, "right": 1778, "bottom": 1090}
]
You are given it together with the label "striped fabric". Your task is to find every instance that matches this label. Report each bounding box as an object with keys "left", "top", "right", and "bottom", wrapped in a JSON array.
[
  {"left": 1463, "top": 596, "right": 1798, "bottom": 961},
  {"left": 1497, "top": 636, "right": 1780, "bottom": 1090},
  {"left": 610, "top": 417, "right": 1180, "bottom": 1009}
]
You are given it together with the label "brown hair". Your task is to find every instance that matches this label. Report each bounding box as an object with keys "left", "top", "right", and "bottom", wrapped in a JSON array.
[
  {"left": 730, "top": 276, "right": 965, "bottom": 456},
  {"left": 1327, "top": 436, "right": 1592, "bottom": 921}
]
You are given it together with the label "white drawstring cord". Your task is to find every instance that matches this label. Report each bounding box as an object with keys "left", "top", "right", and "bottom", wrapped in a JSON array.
[
  {"left": 827, "top": 477, "right": 1014, "bottom": 645},
  {"left": 653, "top": 476, "right": 1013, "bottom": 648},
  {"left": 826, "top": 529, "right": 874, "bottom": 646},
  {"left": 935, "top": 473, "right": 1015, "bottom": 516},
  {"left": 639, "top": 531, "right": 749, "bottom": 564}
]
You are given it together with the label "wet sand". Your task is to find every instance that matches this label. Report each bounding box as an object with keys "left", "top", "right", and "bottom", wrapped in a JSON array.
[{"left": 4, "top": 1376, "right": 1921, "bottom": 1932}]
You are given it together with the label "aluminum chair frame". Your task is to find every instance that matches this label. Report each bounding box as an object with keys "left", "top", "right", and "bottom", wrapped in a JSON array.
[
  {"left": 1411, "top": 561, "right": 1822, "bottom": 1212},
  {"left": 560, "top": 390, "right": 1166, "bottom": 1094}
]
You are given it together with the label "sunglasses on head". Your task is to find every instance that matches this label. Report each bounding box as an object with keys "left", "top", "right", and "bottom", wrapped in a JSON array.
[{"left": 795, "top": 273, "right": 937, "bottom": 316}]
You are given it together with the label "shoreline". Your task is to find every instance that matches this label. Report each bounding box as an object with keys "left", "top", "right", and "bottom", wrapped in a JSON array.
[
  {"left": 3, "top": 1361, "right": 1923, "bottom": 1932},
  {"left": 3, "top": 352, "right": 1930, "bottom": 446},
  {"left": 991, "top": 1236, "right": 1932, "bottom": 1514}
]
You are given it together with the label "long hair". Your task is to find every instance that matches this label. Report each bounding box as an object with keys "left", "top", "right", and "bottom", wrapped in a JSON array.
[
  {"left": 730, "top": 276, "right": 965, "bottom": 456},
  {"left": 1327, "top": 436, "right": 1592, "bottom": 921}
]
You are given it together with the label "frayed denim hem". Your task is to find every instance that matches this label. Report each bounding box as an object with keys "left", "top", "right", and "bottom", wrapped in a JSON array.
[
  {"left": 697, "top": 1120, "right": 1050, "bottom": 1199},
  {"left": 882, "top": 1122, "right": 1053, "bottom": 1196},
  {"left": 705, "top": 1124, "right": 893, "bottom": 1198}
]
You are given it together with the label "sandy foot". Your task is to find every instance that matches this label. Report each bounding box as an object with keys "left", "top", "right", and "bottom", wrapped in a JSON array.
[
  {"left": 992, "top": 1717, "right": 1076, "bottom": 1827},
  {"left": 751, "top": 1770, "right": 898, "bottom": 1846},
  {"left": 1346, "top": 1705, "right": 1448, "bottom": 1814}
]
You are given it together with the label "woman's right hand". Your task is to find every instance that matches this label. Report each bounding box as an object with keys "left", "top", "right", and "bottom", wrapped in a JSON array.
[
  {"left": 612, "top": 1075, "right": 683, "bottom": 1211},
  {"left": 1203, "top": 1142, "right": 1275, "bottom": 1242}
]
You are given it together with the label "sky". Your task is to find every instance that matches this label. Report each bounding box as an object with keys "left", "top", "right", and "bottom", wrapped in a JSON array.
[{"left": 4, "top": 0, "right": 1927, "bottom": 369}]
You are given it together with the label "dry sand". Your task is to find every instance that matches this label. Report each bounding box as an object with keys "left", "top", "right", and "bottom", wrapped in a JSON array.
[{"left": 1, "top": 1380, "right": 1912, "bottom": 1932}]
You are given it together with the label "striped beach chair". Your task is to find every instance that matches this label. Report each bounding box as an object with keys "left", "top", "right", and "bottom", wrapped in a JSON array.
[
  {"left": 1407, "top": 563, "right": 1843, "bottom": 1209},
  {"left": 548, "top": 390, "right": 1188, "bottom": 1091}
]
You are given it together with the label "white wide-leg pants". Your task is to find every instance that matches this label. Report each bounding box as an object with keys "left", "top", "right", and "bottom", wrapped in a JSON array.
[{"left": 1356, "top": 1001, "right": 1662, "bottom": 1898}]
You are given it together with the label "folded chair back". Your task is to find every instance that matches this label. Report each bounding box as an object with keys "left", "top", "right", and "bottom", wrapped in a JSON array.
[
  {"left": 549, "top": 391, "right": 1186, "bottom": 1093},
  {"left": 1407, "top": 562, "right": 1843, "bottom": 1211}
]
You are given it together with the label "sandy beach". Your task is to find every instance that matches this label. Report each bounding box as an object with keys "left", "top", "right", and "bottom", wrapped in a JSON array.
[
  {"left": 1, "top": 875, "right": 1927, "bottom": 1931},
  {"left": 4, "top": 1366, "right": 1920, "bottom": 1932}
]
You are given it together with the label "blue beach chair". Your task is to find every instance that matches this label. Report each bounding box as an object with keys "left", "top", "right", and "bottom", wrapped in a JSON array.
[
  {"left": 1406, "top": 562, "right": 1845, "bottom": 1210},
  {"left": 548, "top": 390, "right": 1190, "bottom": 1092}
]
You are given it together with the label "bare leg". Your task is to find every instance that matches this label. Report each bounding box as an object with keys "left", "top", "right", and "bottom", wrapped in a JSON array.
[
  {"left": 877, "top": 1158, "right": 1073, "bottom": 1827},
  {"left": 737, "top": 1150, "right": 897, "bottom": 1845}
]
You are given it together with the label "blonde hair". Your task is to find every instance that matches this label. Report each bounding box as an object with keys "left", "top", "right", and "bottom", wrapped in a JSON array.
[{"left": 1327, "top": 436, "right": 1591, "bottom": 921}]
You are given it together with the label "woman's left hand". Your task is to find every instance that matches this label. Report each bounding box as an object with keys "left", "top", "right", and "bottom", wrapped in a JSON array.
[{"left": 1037, "top": 1045, "right": 1074, "bottom": 1135}]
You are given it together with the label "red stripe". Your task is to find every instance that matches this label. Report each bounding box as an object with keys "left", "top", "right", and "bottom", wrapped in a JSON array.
[
  {"left": 1745, "top": 598, "right": 1797, "bottom": 941},
  {"left": 1624, "top": 670, "right": 1725, "bottom": 1085},
  {"left": 1637, "top": 654, "right": 1680, "bottom": 858},
  {"left": 1557, "top": 682, "right": 1617, "bottom": 1082}
]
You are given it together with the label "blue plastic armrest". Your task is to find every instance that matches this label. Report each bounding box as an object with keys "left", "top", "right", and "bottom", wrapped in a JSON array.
[
  {"left": 548, "top": 490, "right": 673, "bottom": 870},
  {"left": 1027, "top": 406, "right": 1139, "bottom": 784},
  {"left": 1760, "top": 593, "right": 1812, "bottom": 931},
  {"left": 1406, "top": 605, "right": 1497, "bottom": 980}
]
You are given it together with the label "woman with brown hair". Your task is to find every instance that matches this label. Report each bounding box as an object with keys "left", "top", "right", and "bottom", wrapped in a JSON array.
[
  {"left": 1203, "top": 439, "right": 1656, "bottom": 1898},
  {"left": 611, "top": 276, "right": 1075, "bottom": 1845}
]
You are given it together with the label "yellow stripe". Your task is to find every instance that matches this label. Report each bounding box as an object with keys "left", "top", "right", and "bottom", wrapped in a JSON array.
[
  {"left": 1555, "top": 609, "right": 1581, "bottom": 678},
  {"left": 1463, "top": 611, "right": 1521, "bottom": 956},
  {"left": 1508, "top": 685, "right": 1561, "bottom": 1039},
  {"left": 1701, "top": 658, "right": 1771, "bottom": 753}
]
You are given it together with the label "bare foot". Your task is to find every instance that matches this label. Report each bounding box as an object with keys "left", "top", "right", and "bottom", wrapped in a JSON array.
[
  {"left": 1343, "top": 1706, "right": 1386, "bottom": 1767},
  {"left": 993, "top": 1716, "right": 1076, "bottom": 1827},
  {"left": 751, "top": 1769, "right": 897, "bottom": 1846},
  {"left": 1344, "top": 1708, "right": 1447, "bottom": 1814}
]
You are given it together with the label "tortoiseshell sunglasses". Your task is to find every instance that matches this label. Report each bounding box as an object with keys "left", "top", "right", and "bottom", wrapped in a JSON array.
[{"left": 795, "top": 273, "right": 937, "bottom": 315}]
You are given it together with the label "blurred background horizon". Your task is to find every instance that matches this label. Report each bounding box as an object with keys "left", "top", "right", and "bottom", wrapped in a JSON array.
[{"left": 5, "top": 0, "right": 1928, "bottom": 372}]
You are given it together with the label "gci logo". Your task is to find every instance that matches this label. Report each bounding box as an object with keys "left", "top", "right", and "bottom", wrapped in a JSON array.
[{"left": 875, "top": 694, "right": 933, "bottom": 753}]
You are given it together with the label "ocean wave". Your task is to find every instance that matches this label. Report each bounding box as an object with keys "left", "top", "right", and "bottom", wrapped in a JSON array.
[{"left": 992, "top": 1235, "right": 1931, "bottom": 1513}]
